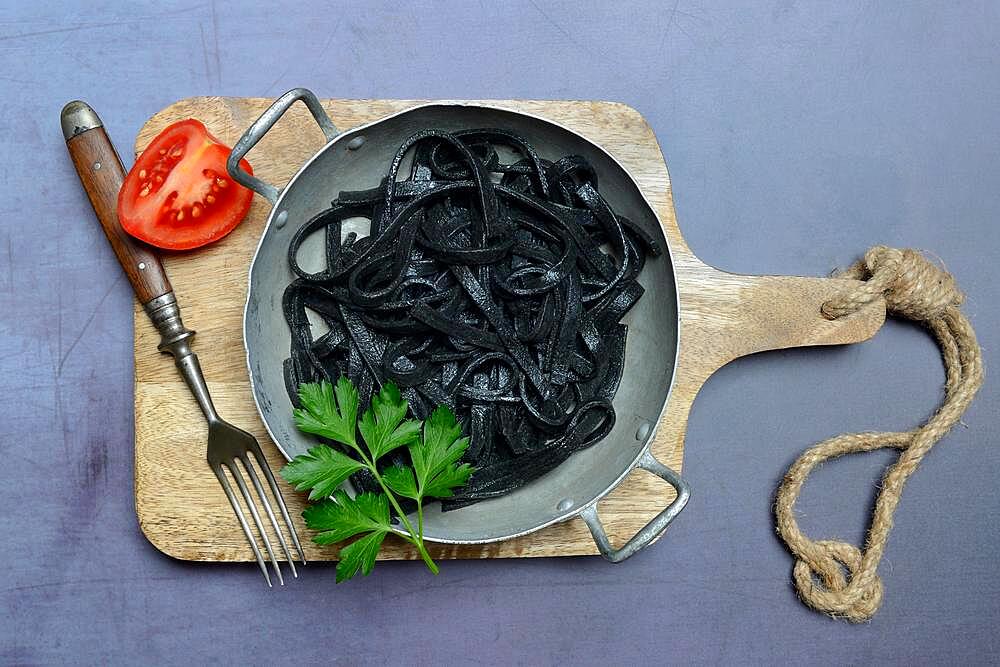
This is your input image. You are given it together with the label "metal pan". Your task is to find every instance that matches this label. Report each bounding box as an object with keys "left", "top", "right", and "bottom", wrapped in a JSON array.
[{"left": 229, "top": 88, "right": 688, "bottom": 562}]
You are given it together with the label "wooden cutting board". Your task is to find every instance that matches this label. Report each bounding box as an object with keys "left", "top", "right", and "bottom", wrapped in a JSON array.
[{"left": 133, "top": 97, "right": 884, "bottom": 563}]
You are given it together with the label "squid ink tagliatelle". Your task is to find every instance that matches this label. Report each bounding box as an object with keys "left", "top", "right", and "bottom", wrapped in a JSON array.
[{"left": 282, "top": 128, "right": 658, "bottom": 510}]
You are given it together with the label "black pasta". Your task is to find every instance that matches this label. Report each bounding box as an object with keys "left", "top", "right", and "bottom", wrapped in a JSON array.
[{"left": 282, "top": 128, "right": 658, "bottom": 510}]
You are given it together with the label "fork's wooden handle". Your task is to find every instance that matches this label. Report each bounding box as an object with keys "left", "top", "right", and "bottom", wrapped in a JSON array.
[{"left": 62, "top": 101, "right": 172, "bottom": 305}]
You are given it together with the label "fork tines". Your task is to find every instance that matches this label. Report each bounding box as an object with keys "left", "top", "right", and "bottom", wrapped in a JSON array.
[{"left": 209, "top": 441, "right": 305, "bottom": 586}]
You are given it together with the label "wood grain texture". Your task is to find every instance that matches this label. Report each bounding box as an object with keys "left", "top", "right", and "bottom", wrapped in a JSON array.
[
  {"left": 67, "top": 127, "right": 172, "bottom": 305},
  {"left": 133, "top": 97, "right": 886, "bottom": 562}
]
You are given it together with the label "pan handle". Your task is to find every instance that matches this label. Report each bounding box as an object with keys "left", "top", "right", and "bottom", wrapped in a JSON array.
[
  {"left": 226, "top": 88, "right": 339, "bottom": 204},
  {"left": 580, "top": 449, "right": 690, "bottom": 563}
]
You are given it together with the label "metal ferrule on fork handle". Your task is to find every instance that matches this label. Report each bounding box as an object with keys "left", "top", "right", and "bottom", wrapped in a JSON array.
[
  {"left": 144, "top": 292, "right": 218, "bottom": 424},
  {"left": 144, "top": 292, "right": 194, "bottom": 352}
]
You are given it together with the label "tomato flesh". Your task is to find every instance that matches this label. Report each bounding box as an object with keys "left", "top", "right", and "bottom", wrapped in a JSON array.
[{"left": 118, "top": 119, "right": 254, "bottom": 250}]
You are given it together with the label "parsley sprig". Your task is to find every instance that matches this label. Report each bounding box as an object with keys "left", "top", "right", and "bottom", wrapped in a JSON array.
[{"left": 280, "top": 377, "right": 474, "bottom": 582}]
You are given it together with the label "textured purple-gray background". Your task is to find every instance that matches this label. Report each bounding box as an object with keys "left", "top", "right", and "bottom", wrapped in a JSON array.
[{"left": 2, "top": 1, "right": 998, "bottom": 664}]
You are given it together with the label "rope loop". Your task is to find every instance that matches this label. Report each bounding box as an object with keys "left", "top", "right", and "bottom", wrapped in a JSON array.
[{"left": 775, "top": 246, "right": 983, "bottom": 622}]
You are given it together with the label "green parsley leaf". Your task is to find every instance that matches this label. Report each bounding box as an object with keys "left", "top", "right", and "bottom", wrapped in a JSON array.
[
  {"left": 280, "top": 445, "right": 365, "bottom": 500},
  {"left": 336, "top": 530, "right": 387, "bottom": 583},
  {"left": 301, "top": 490, "right": 391, "bottom": 545},
  {"left": 410, "top": 405, "right": 475, "bottom": 499},
  {"left": 423, "top": 457, "right": 474, "bottom": 498},
  {"left": 293, "top": 378, "right": 359, "bottom": 448},
  {"left": 357, "top": 382, "right": 422, "bottom": 461},
  {"left": 382, "top": 465, "right": 418, "bottom": 499}
]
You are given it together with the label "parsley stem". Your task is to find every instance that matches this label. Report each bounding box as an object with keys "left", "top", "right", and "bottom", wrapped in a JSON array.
[
  {"left": 417, "top": 500, "right": 425, "bottom": 541},
  {"left": 364, "top": 462, "right": 439, "bottom": 575}
]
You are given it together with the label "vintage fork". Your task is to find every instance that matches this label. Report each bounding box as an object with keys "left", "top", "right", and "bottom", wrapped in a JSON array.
[{"left": 62, "top": 100, "right": 305, "bottom": 585}]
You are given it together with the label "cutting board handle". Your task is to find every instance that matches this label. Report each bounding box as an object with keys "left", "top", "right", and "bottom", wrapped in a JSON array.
[{"left": 676, "top": 260, "right": 886, "bottom": 387}]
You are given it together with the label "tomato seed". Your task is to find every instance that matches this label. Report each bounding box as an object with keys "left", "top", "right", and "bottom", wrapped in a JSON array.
[
  {"left": 159, "top": 149, "right": 167, "bottom": 155},
  {"left": 205, "top": 195, "right": 216, "bottom": 204},
  {"left": 216, "top": 178, "right": 229, "bottom": 188},
  {"left": 176, "top": 210, "right": 185, "bottom": 221},
  {"left": 171, "top": 148, "right": 183, "bottom": 158},
  {"left": 191, "top": 205, "right": 202, "bottom": 218},
  {"left": 155, "top": 175, "right": 163, "bottom": 183},
  {"left": 138, "top": 169, "right": 147, "bottom": 179},
  {"left": 139, "top": 187, "right": 150, "bottom": 197}
]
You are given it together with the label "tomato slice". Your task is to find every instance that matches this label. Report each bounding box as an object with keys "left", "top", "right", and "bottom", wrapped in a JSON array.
[{"left": 118, "top": 119, "right": 254, "bottom": 251}]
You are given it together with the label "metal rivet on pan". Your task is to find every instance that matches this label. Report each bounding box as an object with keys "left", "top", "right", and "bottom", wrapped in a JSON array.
[
  {"left": 138, "top": 262, "right": 146, "bottom": 270},
  {"left": 274, "top": 210, "right": 288, "bottom": 229},
  {"left": 346, "top": 135, "right": 366, "bottom": 151},
  {"left": 93, "top": 161, "right": 101, "bottom": 170},
  {"left": 635, "top": 421, "right": 652, "bottom": 441},
  {"left": 557, "top": 498, "right": 573, "bottom": 511}
]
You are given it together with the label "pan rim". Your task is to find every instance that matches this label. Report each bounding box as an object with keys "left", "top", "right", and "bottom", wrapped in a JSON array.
[{"left": 241, "top": 100, "right": 682, "bottom": 544}]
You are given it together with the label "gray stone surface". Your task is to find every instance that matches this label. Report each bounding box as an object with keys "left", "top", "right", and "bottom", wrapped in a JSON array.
[{"left": 1, "top": 1, "right": 997, "bottom": 664}]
